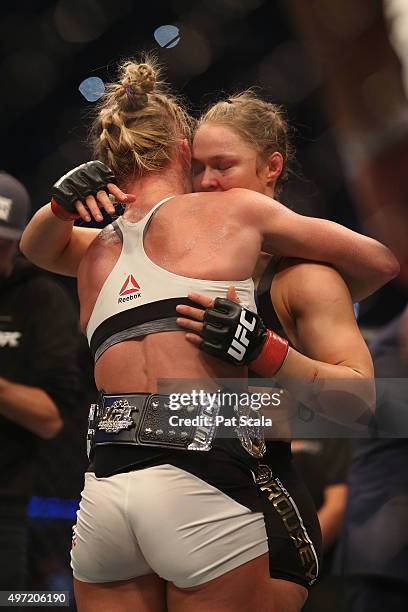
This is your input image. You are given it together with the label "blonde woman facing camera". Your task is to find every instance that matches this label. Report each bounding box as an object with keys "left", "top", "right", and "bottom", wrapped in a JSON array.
[{"left": 21, "top": 63, "right": 398, "bottom": 612}]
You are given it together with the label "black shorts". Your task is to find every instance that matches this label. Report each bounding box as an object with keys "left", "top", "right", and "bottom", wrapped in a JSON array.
[{"left": 258, "top": 442, "right": 322, "bottom": 589}]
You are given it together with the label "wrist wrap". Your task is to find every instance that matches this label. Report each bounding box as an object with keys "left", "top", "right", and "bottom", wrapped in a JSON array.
[
  {"left": 50, "top": 198, "right": 79, "bottom": 221},
  {"left": 249, "top": 329, "right": 289, "bottom": 377}
]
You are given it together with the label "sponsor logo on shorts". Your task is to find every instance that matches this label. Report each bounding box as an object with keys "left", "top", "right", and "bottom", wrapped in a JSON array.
[
  {"left": 118, "top": 274, "right": 141, "bottom": 303},
  {"left": 0, "top": 331, "right": 21, "bottom": 347},
  {"left": 257, "top": 464, "right": 319, "bottom": 585}
]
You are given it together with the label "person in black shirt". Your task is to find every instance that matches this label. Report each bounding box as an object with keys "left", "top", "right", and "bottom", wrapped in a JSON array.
[{"left": 0, "top": 171, "right": 81, "bottom": 590}]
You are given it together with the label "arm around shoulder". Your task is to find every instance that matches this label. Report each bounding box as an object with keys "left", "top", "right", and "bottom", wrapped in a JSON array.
[{"left": 239, "top": 189, "right": 400, "bottom": 301}]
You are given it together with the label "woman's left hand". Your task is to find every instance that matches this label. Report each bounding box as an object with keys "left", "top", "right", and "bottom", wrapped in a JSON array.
[{"left": 176, "top": 286, "right": 239, "bottom": 345}]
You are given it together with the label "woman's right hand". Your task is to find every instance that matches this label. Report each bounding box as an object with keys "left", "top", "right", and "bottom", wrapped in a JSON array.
[
  {"left": 73, "top": 182, "right": 135, "bottom": 223},
  {"left": 50, "top": 161, "right": 136, "bottom": 223}
]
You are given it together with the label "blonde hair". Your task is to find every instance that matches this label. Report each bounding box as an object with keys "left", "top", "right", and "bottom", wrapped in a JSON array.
[
  {"left": 91, "top": 57, "right": 194, "bottom": 183},
  {"left": 198, "top": 91, "right": 294, "bottom": 194}
]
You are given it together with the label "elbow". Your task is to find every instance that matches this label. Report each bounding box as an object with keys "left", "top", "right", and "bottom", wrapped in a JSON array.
[
  {"left": 377, "top": 246, "right": 400, "bottom": 283},
  {"left": 19, "top": 235, "right": 29, "bottom": 260},
  {"left": 19, "top": 234, "right": 39, "bottom": 267},
  {"left": 40, "top": 415, "right": 64, "bottom": 440},
  {"left": 351, "top": 369, "right": 376, "bottom": 409},
  {"left": 351, "top": 375, "right": 376, "bottom": 424}
]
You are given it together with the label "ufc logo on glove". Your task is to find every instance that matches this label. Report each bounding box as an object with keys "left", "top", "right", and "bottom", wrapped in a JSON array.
[{"left": 227, "top": 311, "right": 257, "bottom": 362}]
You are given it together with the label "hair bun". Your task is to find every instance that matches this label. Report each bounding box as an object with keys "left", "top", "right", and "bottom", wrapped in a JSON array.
[
  {"left": 124, "top": 61, "right": 155, "bottom": 92},
  {"left": 117, "top": 62, "right": 156, "bottom": 111},
  {"left": 133, "top": 63, "right": 156, "bottom": 93}
]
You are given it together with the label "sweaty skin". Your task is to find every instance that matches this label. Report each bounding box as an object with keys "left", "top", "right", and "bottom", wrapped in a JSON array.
[
  {"left": 22, "top": 178, "right": 386, "bottom": 400},
  {"left": 77, "top": 191, "right": 261, "bottom": 392}
]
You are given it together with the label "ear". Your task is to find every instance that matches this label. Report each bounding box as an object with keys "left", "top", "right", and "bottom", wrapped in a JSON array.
[
  {"left": 266, "top": 151, "right": 283, "bottom": 183},
  {"left": 180, "top": 138, "right": 192, "bottom": 169}
]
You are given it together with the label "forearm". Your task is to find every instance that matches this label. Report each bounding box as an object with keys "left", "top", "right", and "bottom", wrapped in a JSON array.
[
  {"left": 317, "top": 483, "right": 348, "bottom": 551},
  {"left": 0, "top": 377, "right": 63, "bottom": 439},
  {"left": 318, "top": 503, "right": 345, "bottom": 551},
  {"left": 20, "top": 203, "right": 74, "bottom": 271},
  {"left": 274, "top": 347, "right": 375, "bottom": 428}
]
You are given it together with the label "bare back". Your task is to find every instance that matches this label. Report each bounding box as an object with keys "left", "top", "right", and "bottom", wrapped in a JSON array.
[{"left": 77, "top": 191, "right": 262, "bottom": 393}]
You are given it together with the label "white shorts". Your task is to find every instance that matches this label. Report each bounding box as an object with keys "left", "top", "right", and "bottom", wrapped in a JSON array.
[{"left": 71, "top": 464, "right": 268, "bottom": 588}]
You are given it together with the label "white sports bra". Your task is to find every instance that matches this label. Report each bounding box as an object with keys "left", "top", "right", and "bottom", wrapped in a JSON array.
[{"left": 86, "top": 197, "right": 257, "bottom": 361}]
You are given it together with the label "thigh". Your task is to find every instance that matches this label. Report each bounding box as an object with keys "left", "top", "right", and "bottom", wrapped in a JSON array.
[
  {"left": 74, "top": 574, "right": 166, "bottom": 612},
  {"left": 268, "top": 577, "right": 308, "bottom": 612},
  {"left": 167, "top": 552, "right": 272, "bottom": 612},
  {"left": 71, "top": 472, "right": 152, "bottom": 583},
  {"left": 129, "top": 464, "right": 269, "bottom": 588},
  {"left": 167, "top": 555, "right": 307, "bottom": 612}
]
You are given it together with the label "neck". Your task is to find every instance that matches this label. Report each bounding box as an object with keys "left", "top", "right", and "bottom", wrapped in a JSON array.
[
  {"left": 265, "top": 185, "right": 275, "bottom": 199},
  {"left": 122, "top": 165, "right": 191, "bottom": 220}
]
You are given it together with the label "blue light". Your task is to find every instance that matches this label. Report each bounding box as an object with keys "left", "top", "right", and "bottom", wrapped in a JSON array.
[
  {"left": 353, "top": 303, "right": 360, "bottom": 320},
  {"left": 154, "top": 25, "right": 180, "bottom": 48},
  {"left": 28, "top": 496, "right": 79, "bottom": 520},
  {"left": 78, "top": 76, "right": 105, "bottom": 102}
]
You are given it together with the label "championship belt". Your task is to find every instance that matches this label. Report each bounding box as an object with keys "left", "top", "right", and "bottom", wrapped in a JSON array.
[{"left": 87, "top": 392, "right": 220, "bottom": 456}]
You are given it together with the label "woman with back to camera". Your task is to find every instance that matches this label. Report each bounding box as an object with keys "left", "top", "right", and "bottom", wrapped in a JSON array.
[{"left": 21, "top": 59, "right": 398, "bottom": 612}]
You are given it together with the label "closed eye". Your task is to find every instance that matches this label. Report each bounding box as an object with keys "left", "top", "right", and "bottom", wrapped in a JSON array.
[
  {"left": 215, "top": 163, "right": 233, "bottom": 171},
  {"left": 192, "top": 161, "right": 204, "bottom": 176}
]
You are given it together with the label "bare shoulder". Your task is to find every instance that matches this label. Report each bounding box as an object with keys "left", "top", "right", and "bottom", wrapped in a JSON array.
[{"left": 79, "top": 223, "right": 122, "bottom": 276}]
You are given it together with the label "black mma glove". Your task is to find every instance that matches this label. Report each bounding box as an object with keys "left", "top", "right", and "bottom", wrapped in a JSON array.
[
  {"left": 51, "top": 161, "right": 117, "bottom": 220},
  {"left": 200, "top": 298, "right": 289, "bottom": 376}
]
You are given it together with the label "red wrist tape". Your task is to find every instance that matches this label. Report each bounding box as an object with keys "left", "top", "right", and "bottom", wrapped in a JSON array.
[
  {"left": 50, "top": 198, "right": 80, "bottom": 221},
  {"left": 250, "top": 329, "right": 289, "bottom": 378}
]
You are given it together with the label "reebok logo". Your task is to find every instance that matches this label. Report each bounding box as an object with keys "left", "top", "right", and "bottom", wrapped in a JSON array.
[
  {"left": 118, "top": 274, "right": 141, "bottom": 303},
  {"left": 0, "top": 331, "right": 21, "bottom": 347},
  {"left": 227, "top": 310, "right": 256, "bottom": 362}
]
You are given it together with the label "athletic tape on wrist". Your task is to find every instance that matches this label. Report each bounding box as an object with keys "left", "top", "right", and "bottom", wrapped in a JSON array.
[
  {"left": 250, "top": 329, "right": 289, "bottom": 378},
  {"left": 51, "top": 198, "right": 80, "bottom": 221}
]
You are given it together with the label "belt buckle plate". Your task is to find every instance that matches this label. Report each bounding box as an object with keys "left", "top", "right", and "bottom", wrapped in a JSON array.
[{"left": 98, "top": 396, "right": 137, "bottom": 434}]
